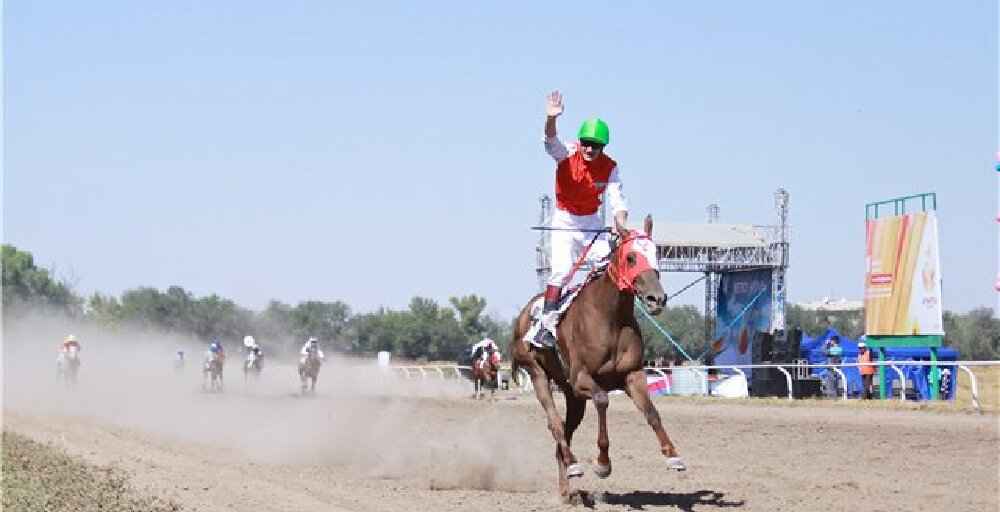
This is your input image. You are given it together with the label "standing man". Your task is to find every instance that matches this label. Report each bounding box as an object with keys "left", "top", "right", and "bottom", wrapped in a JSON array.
[
  {"left": 525, "top": 90, "right": 630, "bottom": 348},
  {"left": 825, "top": 336, "right": 843, "bottom": 365},
  {"left": 823, "top": 336, "right": 843, "bottom": 398},
  {"left": 857, "top": 341, "right": 876, "bottom": 399}
]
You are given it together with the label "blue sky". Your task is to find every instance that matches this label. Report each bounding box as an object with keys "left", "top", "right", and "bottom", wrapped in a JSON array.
[{"left": 5, "top": 1, "right": 997, "bottom": 319}]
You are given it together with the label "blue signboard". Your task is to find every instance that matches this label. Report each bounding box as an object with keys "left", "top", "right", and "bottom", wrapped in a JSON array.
[{"left": 714, "top": 269, "right": 772, "bottom": 377}]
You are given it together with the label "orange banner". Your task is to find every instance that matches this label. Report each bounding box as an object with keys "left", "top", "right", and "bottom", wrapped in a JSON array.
[{"left": 864, "top": 212, "right": 943, "bottom": 335}]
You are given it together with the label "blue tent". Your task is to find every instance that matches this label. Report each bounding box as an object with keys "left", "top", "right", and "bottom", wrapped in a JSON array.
[{"left": 800, "top": 328, "right": 959, "bottom": 400}]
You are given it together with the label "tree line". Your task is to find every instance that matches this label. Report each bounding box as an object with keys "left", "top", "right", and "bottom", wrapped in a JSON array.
[
  {"left": 4, "top": 244, "right": 998, "bottom": 361},
  {"left": 2, "top": 245, "right": 510, "bottom": 361}
]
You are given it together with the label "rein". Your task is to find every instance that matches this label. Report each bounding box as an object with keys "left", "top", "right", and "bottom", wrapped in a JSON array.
[{"left": 558, "top": 228, "right": 612, "bottom": 288}]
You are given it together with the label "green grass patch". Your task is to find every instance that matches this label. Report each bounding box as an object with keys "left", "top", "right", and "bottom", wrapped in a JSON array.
[{"left": 1, "top": 431, "right": 182, "bottom": 512}]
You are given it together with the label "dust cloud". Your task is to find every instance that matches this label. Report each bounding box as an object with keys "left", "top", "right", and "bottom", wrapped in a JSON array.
[{"left": 2, "top": 311, "right": 543, "bottom": 492}]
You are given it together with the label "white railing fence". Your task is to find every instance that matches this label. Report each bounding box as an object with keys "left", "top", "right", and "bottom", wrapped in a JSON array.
[
  {"left": 386, "top": 361, "right": 998, "bottom": 412},
  {"left": 649, "top": 360, "right": 999, "bottom": 413},
  {"left": 389, "top": 365, "right": 533, "bottom": 393}
]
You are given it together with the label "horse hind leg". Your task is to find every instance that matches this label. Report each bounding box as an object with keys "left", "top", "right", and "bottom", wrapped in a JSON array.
[
  {"left": 563, "top": 394, "right": 586, "bottom": 479},
  {"left": 526, "top": 367, "right": 578, "bottom": 498},
  {"left": 623, "top": 370, "right": 685, "bottom": 471}
]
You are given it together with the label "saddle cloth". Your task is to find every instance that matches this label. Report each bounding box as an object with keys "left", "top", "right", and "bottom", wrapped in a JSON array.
[{"left": 529, "top": 260, "right": 610, "bottom": 329}]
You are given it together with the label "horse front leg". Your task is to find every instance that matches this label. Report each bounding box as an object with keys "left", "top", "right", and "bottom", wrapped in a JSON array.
[
  {"left": 528, "top": 367, "right": 576, "bottom": 498},
  {"left": 623, "top": 370, "right": 686, "bottom": 471},
  {"left": 572, "top": 371, "right": 611, "bottom": 478}
]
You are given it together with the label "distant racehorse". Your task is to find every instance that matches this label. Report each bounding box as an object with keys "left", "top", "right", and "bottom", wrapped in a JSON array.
[
  {"left": 298, "top": 351, "right": 321, "bottom": 395},
  {"left": 511, "top": 217, "right": 686, "bottom": 500},
  {"left": 56, "top": 347, "right": 81, "bottom": 386},
  {"left": 243, "top": 350, "right": 263, "bottom": 383},
  {"left": 471, "top": 346, "right": 501, "bottom": 400},
  {"left": 203, "top": 353, "right": 224, "bottom": 392}
]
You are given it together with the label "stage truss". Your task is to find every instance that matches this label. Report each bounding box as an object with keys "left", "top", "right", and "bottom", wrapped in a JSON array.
[{"left": 534, "top": 189, "right": 790, "bottom": 352}]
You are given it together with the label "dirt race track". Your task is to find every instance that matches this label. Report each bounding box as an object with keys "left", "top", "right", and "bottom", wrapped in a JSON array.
[{"left": 6, "top": 348, "right": 999, "bottom": 512}]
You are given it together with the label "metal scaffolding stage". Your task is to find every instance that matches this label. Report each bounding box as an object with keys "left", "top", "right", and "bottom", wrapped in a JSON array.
[{"left": 534, "top": 189, "right": 790, "bottom": 351}]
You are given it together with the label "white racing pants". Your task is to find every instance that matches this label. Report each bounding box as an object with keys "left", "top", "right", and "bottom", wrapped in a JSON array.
[{"left": 547, "top": 209, "right": 613, "bottom": 287}]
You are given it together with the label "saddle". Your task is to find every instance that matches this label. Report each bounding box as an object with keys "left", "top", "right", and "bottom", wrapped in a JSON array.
[
  {"left": 475, "top": 353, "right": 500, "bottom": 371},
  {"left": 530, "top": 260, "right": 610, "bottom": 328}
]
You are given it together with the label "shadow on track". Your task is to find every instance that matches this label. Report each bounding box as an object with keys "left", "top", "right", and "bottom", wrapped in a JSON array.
[{"left": 580, "top": 489, "right": 745, "bottom": 511}]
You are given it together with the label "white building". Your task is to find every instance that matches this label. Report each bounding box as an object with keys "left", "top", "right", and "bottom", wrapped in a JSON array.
[{"left": 795, "top": 297, "right": 863, "bottom": 312}]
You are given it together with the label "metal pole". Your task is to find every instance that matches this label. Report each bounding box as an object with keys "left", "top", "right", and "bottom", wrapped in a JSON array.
[{"left": 930, "top": 347, "right": 940, "bottom": 400}]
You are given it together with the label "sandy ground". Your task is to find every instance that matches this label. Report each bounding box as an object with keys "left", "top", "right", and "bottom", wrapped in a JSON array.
[
  {"left": 4, "top": 321, "right": 998, "bottom": 511},
  {"left": 6, "top": 380, "right": 999, "bottom": 511}
]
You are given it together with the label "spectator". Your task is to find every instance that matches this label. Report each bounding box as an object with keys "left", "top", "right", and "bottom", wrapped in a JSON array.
[
  {"left": 822, "top": 336, "right": 844, "bottom": 398},
  {"left": 857, "top": 341, "right": 876, "bottom": 399},
  {"left": 824, "top": 336, "right": 843, "bottom": 365}
]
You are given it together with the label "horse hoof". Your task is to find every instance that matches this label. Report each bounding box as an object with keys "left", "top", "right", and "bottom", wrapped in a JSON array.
[
  {"left": 566, "top": 463, "right": 584, "bottom": 478},
  {"left": 594, "top": 462, "right": 612, "bottom": 479},
  {"left": 666, "top": 456, "right": 687, "bottom": 471}
]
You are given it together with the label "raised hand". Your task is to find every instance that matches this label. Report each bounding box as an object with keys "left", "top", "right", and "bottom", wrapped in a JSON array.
[{"left": 546, "top": 90, "right": 564, "bottom": 118}]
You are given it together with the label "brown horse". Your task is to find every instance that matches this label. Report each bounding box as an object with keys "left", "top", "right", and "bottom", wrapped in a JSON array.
[
  {"left": 298, "top": 351, "right": 321, "bottom": 395},
  {"left": 203, "top": 352, "right": 224, "bottom": 393},
  {"left": 511, "top": 216, "right": 685, "bottom": 499},
  {"left": 471, "top": 345, "right": 500, "bottom": 400}
]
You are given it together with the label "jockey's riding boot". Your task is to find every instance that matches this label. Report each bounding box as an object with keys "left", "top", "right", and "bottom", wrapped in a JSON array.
[{"left": 531, "top": 285, "right": 562, "bottom": 349}]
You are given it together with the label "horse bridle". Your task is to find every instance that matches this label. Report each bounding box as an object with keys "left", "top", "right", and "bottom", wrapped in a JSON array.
[{"left": 605, "top": 231, "right": 656, "bottom": 293}]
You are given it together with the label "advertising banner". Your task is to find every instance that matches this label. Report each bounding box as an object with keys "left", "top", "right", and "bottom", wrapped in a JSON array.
[
  {"left": 713, "top": 269, "right": 772, "bottom": 375},
  {"left": 864, "top": 211, "right": 943, "bottom": 335}
]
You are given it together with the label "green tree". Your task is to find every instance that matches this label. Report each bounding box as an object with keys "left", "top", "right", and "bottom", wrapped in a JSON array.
[
  {"left": 86, "top": 292, "right": 122, "bottom": 328},
  {"left": 944, "top": 307, "right": 1000, "bottom": 360},
  {"left": 288, "top": 300, "right": 352, "bottom": 350},
  {"left": 1, "top": 244, "right": 81, "bottom": 315},
  {"left": 449, "top": 294, "right": 488, "bottom": 340},
  {"left": 638, "top": 304, "right": 705, "bottom": 361}
]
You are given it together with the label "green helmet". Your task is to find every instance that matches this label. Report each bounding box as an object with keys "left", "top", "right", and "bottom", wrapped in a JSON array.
[{"left": 577, "top": 118, "right": 610, "bottom": 146}]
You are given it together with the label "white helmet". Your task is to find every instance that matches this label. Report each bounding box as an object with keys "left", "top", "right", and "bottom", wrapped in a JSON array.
[{"left": 243, "top": 335, "right": 256, "bottom": 348}]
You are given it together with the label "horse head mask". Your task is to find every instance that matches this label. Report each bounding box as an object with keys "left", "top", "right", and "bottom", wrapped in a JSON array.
[{"left": 607, "top": 215, "right": 666, "bottom": 315}]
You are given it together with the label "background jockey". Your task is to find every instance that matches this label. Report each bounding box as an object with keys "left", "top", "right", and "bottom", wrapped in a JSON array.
[
  {"left": 60, "top": 334, "right": 81, "bottom": 354},
  {"left": 300, "top": 337, "right": 325, "bottom": 360},
  {"left": 470, "top": 336, "right": 500, "bottom": 366},
  {"left": 525, "top": 90, "right": 629, "bottom": 349},
  {"left": 206, "top": 339, "right": 225, "bottom": 363},
  {"left": 243, "top": 335, "right": 263, "bottom": 360}
]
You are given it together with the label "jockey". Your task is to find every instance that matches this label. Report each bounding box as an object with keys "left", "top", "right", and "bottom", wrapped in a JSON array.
[
  {"left": 206, "top": 339, "right": 225, "bottom": 363},
  {"left": 243, "top": 335, "right": 262, "bottom": 360},
  {"left": 300, "top": 337, "right": 325, "bottom": 360},
  {"left": 60, "top": 334, "right": 81, "bottom": 354},
  {"left": 470, "top": 336, "right": 500, "bottom": 367},
  {"left": 525, "top": 90, "right": 629, "bottom": 349}
]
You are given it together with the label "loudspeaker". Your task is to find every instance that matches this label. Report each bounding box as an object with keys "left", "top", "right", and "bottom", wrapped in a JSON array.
[
  {"left": 753, "top": 332, "right": 774, "bottom": 362},
  {"left": 787, "top": 328, "right": 803, "bottom": 363},
  {"left": 750, "top": 367, "right": 785, "bottom": 397},
  {"left": 791, "top": 378, "right": 822, "bottom": 398}
]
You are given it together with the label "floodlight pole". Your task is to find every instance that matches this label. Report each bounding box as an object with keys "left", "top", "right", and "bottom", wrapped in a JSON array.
[
  {"left": 704, "top": 204, "right": 720, "bottom": 351},
  {"left": 772, "top": 189, "right": 790, "bottom": 351}
]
